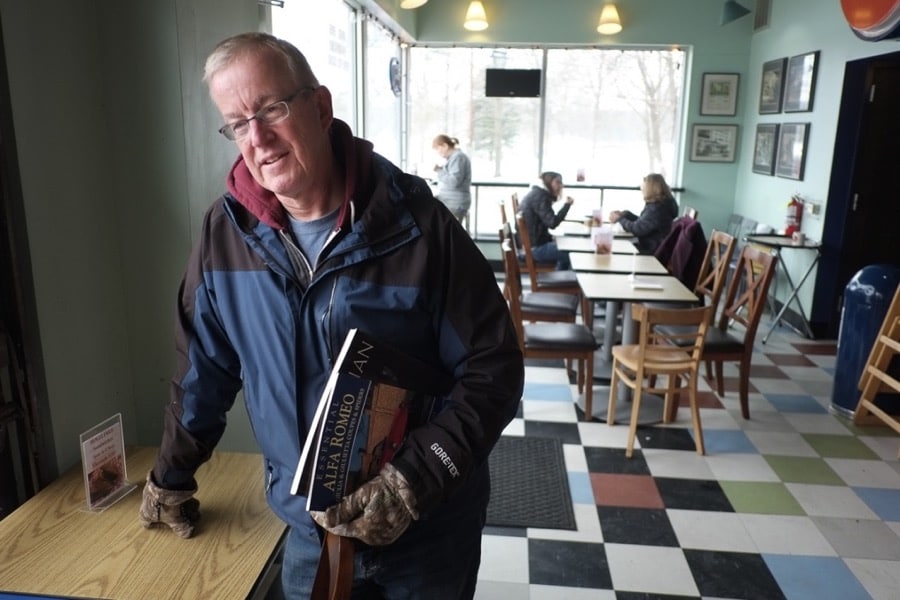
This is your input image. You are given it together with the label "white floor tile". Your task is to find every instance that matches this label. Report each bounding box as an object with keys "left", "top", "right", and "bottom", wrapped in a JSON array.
[
  {"left": 667, "top": 509, "right": 756, "bottom": 552},
  {"left": 825, "top": 458, "right": 900, "bottom": 488},
  {"left": 604, "top": 543, "right": 699, "bottom": 596},
  {"left": 739, "top": 513, "right": 836, "bottom": 555},
  {"left": 786, "top": 483, "right": 879, "bottom": 519},
  {"left": 479, "top": 535, "right": 530, "bottom": 584}
]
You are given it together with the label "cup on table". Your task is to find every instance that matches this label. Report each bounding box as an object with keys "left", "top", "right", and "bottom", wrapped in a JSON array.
[{"left": 592, "top": 225, "right": 613, "bottom": 254}]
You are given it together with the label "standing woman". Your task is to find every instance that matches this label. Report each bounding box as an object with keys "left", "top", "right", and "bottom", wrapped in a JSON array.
[
  {"left": 608, "top": 173, "right": 679, "bottom": 255},
  {"left": 517, "top": 171, "right": 574, "bottom": 270},
  {"left": 432, "top": 134, "right": 472, "bottom": 223}
]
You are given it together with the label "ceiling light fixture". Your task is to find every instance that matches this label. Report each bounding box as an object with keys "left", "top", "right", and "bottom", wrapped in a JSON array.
[
  {"left": 597, "top": 4, "right": 623, "bottom": 35},
  {"left": 464, "top": 1, "right": 489, "bottom": 31},
  {"left": 400, "top": 0, "right": 428, "bottom": 8},
  {"left": 720, "top": 0, "right": 751, "bottom": 26}
]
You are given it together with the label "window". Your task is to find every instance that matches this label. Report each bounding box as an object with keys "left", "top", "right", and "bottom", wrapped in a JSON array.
[
  {"left": 408, "top": 45, "right": 687, "bottom": 235},
  {"left": 363, "top": 18, "right": 401, "bottom": 164},
  {"left": 272, "top": 0, "right": 356, "bottom": 127}
]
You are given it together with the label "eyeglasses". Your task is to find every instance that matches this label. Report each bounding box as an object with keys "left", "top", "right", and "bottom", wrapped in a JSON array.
[{"left": 218, "top": 86, "right": 318, "bottom": 141}]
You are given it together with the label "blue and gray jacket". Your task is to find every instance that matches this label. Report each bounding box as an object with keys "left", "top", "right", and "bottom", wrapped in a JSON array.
[{"left": 152, "top": 120, "right": 524, "bottom": 533}]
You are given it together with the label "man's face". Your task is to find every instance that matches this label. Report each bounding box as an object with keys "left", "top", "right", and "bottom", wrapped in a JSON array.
[{"left": 209, "top": 51, "right": 332, "bottom": 201}]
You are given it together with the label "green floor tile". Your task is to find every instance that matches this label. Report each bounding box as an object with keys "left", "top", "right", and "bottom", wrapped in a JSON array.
[
  {"left": 763, "top": 455, "right": 844, "bottom": 485},
  {"left": 720, "top": 481, "right": 805, "bottom": 515},
  {"left": 802, "top": 434, "right": 880, "bottom": 459}
]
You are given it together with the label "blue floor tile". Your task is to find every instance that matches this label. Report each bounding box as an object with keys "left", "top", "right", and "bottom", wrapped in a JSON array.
[
  {"left": 763, "top": 554, "right": 871, "bottom": 600},
  {"left": 764, "top": 393, "right": 829, "bottom": 413},
  {"left": 852, "top": 486, "right": 900, "bottom": 521}
]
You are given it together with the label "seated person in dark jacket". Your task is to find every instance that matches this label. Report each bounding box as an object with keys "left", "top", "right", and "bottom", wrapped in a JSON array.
[
  {"left": 517, "top": 171, "right": 573, "bottom": 270},
  {"left": 608, "top": 173, "right": 679, "bottom": 255}
]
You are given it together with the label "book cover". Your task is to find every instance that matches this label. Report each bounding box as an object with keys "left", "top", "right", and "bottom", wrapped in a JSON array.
[{"left": 291, "top": 328, "right": 452, "bottom": 511}]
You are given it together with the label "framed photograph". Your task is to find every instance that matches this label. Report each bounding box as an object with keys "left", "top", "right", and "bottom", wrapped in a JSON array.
[
  {"left": 700, "top": 73, "right": 740, "bottom": 116},
  {"left": 775, "top": 123, "right": 810, "bottom": 180},
  {"left": 783, "top": 51, "right": 819, "bottom": 112},
  {"left": 689, "top": 124, "right": 738, "bottom": 163},
  {"left": 752, "top": 123, "right": 780, "bottom": 175},
  {"left": 758, "top": 57, "right": 787, "bottom": 114}
]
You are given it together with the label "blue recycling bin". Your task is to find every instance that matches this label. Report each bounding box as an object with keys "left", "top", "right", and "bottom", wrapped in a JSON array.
[{"left": 831, "top": 264, "right": 900, "bottom": 417}]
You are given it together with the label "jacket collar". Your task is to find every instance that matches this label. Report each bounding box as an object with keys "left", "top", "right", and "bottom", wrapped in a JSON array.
[{"left": 225, "top": 119, "right": 374, "bottom": 230}]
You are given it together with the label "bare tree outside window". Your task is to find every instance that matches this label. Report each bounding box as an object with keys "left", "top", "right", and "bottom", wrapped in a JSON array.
[{"left": 408, "top": 46, "right": 685, "bottom": 227}]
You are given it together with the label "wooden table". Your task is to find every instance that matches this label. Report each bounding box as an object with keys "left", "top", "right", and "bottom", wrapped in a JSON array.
[
  {"left": 570, "top": 252, "right": 668, "bottom": 275},
  {"left": 0, "top": 447, "right": 287, "bottom": 600},
  {"left": 551, "top": 221, "right": 634, "bottom": 239},
  {"left": 556, "top": 236, "right": 638, "bottom": 255},
  {"left": 576, "top": 272, "right": 699, "bottom": 423}
]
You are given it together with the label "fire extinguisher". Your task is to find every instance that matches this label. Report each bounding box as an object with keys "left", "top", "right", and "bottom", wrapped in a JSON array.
[{"left": 785, "top": 195, "right": 803, "bottom": 237}]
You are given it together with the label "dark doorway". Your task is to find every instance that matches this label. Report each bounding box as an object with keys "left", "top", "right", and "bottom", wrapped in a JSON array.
[{"left": 812, "top": 51, "right": 900, "bottom": 338}]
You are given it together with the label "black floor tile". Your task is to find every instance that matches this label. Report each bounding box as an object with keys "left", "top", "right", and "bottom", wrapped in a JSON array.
[
  {"left": 584, "top": 446, "right": 652, "bottom": 475},
  {"left": 684, "top": 549, "right": 786, "bottom": 600},
  {"left": 528, "top": 539, "right": 612, "bottom": 589},
  {"left": 633, "top": 426, "right": 697, "bottom": 451},
  {"left": 597, "top": 506, "right": 679, "bottom": 546},
  {"left": 654, "top": 477, "right": 734, "bottom": 512},
  {"left": 524, "top": 420, "right": 582, "bottom": 444}
]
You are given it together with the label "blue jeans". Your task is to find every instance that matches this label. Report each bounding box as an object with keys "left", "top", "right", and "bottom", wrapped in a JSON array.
[
  {"left": 280, "top": 467, "right": 488, "bottom": 599},
  {"left": 531, "top": 241, "right": 571, "bottom": 271}
]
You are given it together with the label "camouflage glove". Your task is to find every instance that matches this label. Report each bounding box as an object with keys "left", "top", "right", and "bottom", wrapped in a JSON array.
[
  {"left": 310, "top": 463, "right": 418, "bottom": 546},
  {"left": 138, "top": 471, "right": 200, "bottom": 539}
]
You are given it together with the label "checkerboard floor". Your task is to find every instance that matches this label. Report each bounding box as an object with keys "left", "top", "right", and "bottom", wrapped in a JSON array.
[{"left": 475, "top": 317, "right": 900, "bottom": 600}]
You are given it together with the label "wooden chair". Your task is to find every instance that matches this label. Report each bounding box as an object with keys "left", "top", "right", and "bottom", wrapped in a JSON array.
[
  {"left": 498, "top": 227, "right": 579, "bottom": 324},
  {"left": 853, "top": 284, "right": 900, "bottom": 458},
  {"left": 514, "top": 213, "right": 581, "bottom": 296},
  {"left": 608, "top": 304, "right": 713, "bottom": 457},
  {"left": 502, "top": 242, "right": 599, "bottom": 417},
  {"left": 702, "top": 243, "right": 777, "bottom": 419},
  {"left": 683, "top": 206, "right": 699, "bottom": 220},
  {"left": 510, "top": 192, "right": 520, "bottom": 214},
  {"left": 499, "top": 200, "right": 554, "bottom": 275},
  {"left": 694, "top": 230, "right": 737, "bottom": 314}
]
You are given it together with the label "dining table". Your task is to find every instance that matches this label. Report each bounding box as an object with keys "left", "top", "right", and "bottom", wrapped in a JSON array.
[
  {"left": 556, "top": 236, "right": 638, "bottom": 255},
  {"left": 569, "top": 252, "right": 669, "bottom": 275},
  {"left": 575, "top": 271, "right": 699, "bottom": 423}
]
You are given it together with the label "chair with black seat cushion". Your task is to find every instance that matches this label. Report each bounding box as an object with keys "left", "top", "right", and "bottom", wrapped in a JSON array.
[
  {"left": 701, "top": 243, "right": 776, "bottom": 420},
  {"left": 514, "top": 213, "right": 581, "bottom": 296},
  {"left": 499, "top": 201, "right": 553, "bottom": 275},
  {"left": 608, "top": 304, "right": 713, "bottom": 457},
  {"left": 498, "top": 228, "right": 580, "bottom": 324},
  {"left": 502, "top": 242, "right": 600, "bottom": 419}
]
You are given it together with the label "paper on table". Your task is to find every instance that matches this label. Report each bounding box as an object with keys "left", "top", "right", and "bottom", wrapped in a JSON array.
[{"left": 630, "top": 279, "right": 664, "bottom": 290}]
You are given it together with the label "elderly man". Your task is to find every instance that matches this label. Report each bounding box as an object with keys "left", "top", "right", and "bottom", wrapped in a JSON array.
[{"left": 139, "top": 32, "right": 523, "bottom": 599}]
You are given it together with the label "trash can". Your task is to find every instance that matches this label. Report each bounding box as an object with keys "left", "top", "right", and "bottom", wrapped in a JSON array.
[{"left": 831, "top": 264, "right": 900, "bottom": 417}]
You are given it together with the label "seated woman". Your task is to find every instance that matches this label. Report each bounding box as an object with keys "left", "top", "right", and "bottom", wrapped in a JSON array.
[
  {"left": 517, "top": 171, "right": 574, "bottom": 270},
  {"left": 608, "top": 173, "right": 679, "bottom": 255},
  {"left": 432, "top": 134, "right": 472, "bottom": 223}
]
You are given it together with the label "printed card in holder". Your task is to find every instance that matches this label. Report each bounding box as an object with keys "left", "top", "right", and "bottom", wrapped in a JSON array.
[
  {"left": 79, "top": 413, "right": 136, "bottom": 512},
  {"left": 591, "top": 225, "right": 613, "bottom": 254}
]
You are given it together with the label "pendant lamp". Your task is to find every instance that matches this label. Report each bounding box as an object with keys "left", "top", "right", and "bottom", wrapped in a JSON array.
[
  {"left": 400, "top": 0, "right": 428, "bottom": 8},
  {"left": 597, "top": 4, "right": 623, "bottom": 35},
  {"left": 464, "top": 1, "right": 489, "bottom": 31}
]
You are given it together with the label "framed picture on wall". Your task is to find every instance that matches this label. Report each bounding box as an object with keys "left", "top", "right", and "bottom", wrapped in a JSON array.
[
  {"left": 752, "top": 123, "right": 780, "bottom": 175},
  {"left": 775, "top": 122, "right": 810, "bottom": 180},
  {"left": 689, "top": 124, "right": 738, "bottom": 162},
  {"left": 700, "top": 73, "right": 740, "bottom": 116},
  {"left": 758, "top": 57, "right": 787, "bottom": 114},
  {"left": 783, "top": 51, "right": 820, "bottom": 112}
]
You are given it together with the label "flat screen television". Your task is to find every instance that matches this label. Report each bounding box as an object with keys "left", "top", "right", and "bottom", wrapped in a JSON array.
[{"left": 485, "top": 68, "right": 542, "bottom": 97}]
